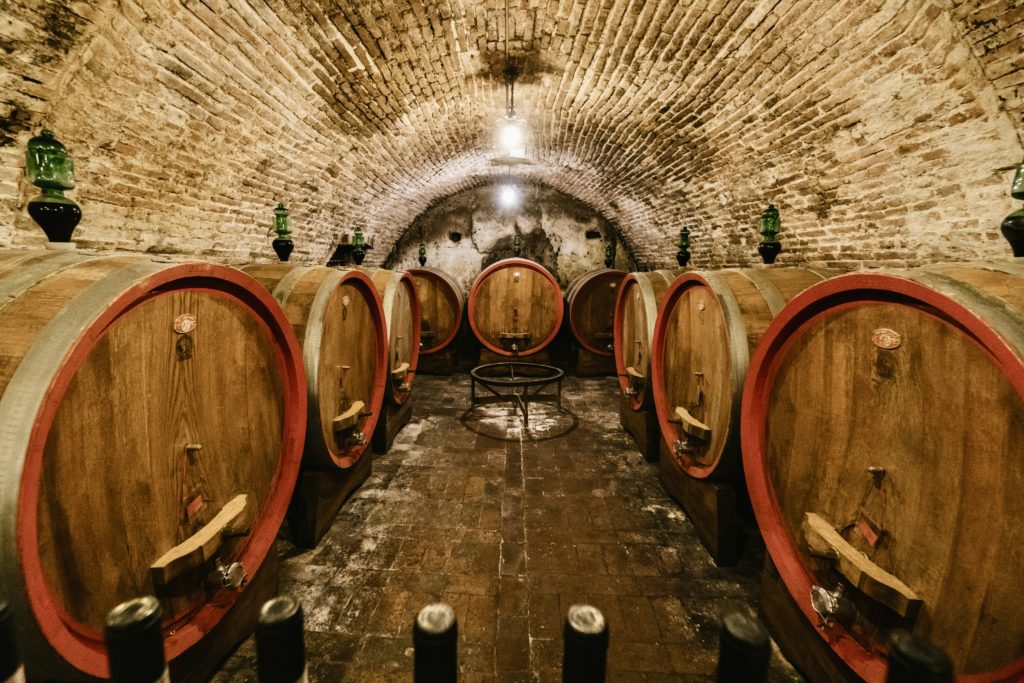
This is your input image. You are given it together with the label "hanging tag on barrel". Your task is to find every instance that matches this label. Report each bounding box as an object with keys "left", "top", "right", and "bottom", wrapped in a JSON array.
[{"left": 174, "top": 314, "right": 197, "bottom": 361}]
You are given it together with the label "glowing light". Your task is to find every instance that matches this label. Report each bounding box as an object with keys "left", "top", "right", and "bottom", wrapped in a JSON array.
[
  {"left": 498, "top": 184, "right": 520, "bottom": 209},
  {"left": 497, "top": 118, "right": 527, "bottom": 159}
]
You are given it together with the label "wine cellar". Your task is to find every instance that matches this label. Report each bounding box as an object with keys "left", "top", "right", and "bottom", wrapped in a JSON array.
[{"left": 0, "top": 1, "right": 1022, "bottom": 681}]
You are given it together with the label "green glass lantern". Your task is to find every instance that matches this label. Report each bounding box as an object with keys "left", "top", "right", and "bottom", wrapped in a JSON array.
[
  {"left": 25, "top": 129, "right": 81, "bottom": 243},
  {"left": 676, "top": 227, "right": 691, "bottom": 267},
  {"left": 1001, "top": 161, "right": 1024, "bottom": 257},
  {"left": 418, "top": 242, "right": 427, "bottom": 266},
  {"left": 512, "top": 231, "right": 522, "bottom": 257},
  {"left": 352, "top": 226, "right": 366, "bottom": 265},
  {"left": 758, "top": 204, "right": 782, "bottom": 264},
  {"left": 271, "top": 203, "right": 294, "bottom": 261}
]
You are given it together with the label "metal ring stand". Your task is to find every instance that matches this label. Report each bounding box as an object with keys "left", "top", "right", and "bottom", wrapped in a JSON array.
[{"left": 469, "top": 362, "right": 564, "bottom": 430}]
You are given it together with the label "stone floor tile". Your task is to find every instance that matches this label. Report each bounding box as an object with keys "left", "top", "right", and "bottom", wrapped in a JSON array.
[{"left": 216, "top": 374, "right": 802, "bottom": 681}]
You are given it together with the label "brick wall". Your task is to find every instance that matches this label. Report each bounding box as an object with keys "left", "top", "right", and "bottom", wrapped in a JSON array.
[
  {"left": 385, "top": 181, "right": 635, "bottom": 293},
  {"left": 0, "top": 1, "right": 1021, "bottom": 268}
]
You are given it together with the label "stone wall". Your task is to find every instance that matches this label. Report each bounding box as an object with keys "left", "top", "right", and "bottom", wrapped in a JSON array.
[
  {"left": 0, "top": 1, "right": 1021, "bottom": 268},
  {"left": 385, "top": 182, "right": 634, "bottom": 292}
]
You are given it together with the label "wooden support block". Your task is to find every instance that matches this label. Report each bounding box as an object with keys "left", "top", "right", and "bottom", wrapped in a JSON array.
[
  {"left": 671, "top": 405, "right": 712, "bottom": 441},
  {"left": 759, "top": 558, "right": 861, "bottom": 683},
  {"left": 575, "top": 348, "right": 616, "bottom": 376},
  {"left": 803, "top": 512, "right": 921, "bottom": 619},
  {"left": 150, "top": 494, "right": 248, "bottom": 587},
  {"left": 418, "top": 347, "right": 456, "bottom": 375},
  {"left": 168, "top": 549, "right": 280, "bottom": 683},
  {"left": 373, "top": 398, "right": 414, "bottom": 454},
  {"left": 619, "top": 394, "right": 661, "bottom": 463},
  {"left": 659, "top": 455, "right": 741, "bottom": 566},
  {"left": 287, "top": 454, "right": 372, "bottom": 548},
  {"left": 332, "top": 400, "right": 366, "bottom": 432}
]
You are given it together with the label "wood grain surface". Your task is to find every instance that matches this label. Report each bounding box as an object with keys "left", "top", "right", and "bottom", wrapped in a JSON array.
[
  {"left": 0, "top": 251, "right": 304, "bottom": 679},
  {"left": 742, "top": 264, "right": 1024, "bottom": 680},
  {"left": 468, "top": 258, "right": 563, "bottom": 356},
  {"left": 566, "top": 268, "right": 626, "bottom": 357},
  {"left": 614, "top": 270, "right": 683, "bottom": 411},
  {"left": 409, "top": 267, "right": 464, "bottom": 354}
]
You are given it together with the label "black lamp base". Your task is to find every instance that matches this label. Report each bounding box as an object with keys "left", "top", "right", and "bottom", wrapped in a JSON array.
[
  {"left": 272, "top": 238, "right": 294, "bottom": 262},
  {"left": 28, "top": 199, "right": 81, "bottom": 243},
  {"left": 757, "top": 241, "right": 781, "bottom": 265},
  {"left": 1002, "top": 209, "right": 1024, "bottom": 257}
]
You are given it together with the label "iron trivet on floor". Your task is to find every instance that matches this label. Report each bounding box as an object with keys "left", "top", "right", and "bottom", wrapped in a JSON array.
[{"left": 462, "top": 362, "right": 576, "bottom": 441}]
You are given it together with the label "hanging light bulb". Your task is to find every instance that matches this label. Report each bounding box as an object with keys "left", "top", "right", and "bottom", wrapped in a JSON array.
[
  {"left": 493, "top": 0, "right": 528, "bottom": 162},
  {"left": 497, "top": 117, "right": 526, "bottom": 159},
  {"left": 498, "top": 184, "right": 520, "bottom": 209}
]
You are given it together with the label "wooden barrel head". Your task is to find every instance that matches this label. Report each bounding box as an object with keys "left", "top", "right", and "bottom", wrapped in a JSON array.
[
  {"left": 468, "top": 258, "right": 564, "bottom": 356},
  {"left": 614, "top": 270, "right": 682, "bottom": 411},
  {"left": 652, "top": 268, "right": 830, "bottom": 480},
  {"left": 2, "top": 256, "right": 305, "bottom": 679},
  {"left": 313, "top": 273, "right": 387, "bottom": 465},
  {"left": 742, "top": 271, "right": 1024, "bottom": 681},
  {"left": 652, "top": 273, "right": 738, "bottom": 478},
  {"left": 567, "top": 269, "right": 626, "bottom": 357},
  {"left": 368, "top": 270, "right": 420, "bottom": 405},
  {"left": 244, "top": 265, "right": 387, "bottom": 470},
  {"left": 409, "top": 268, "right": 464, "bottom": 355}
]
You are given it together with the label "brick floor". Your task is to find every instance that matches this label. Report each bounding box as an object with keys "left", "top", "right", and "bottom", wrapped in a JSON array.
[{"left": 214, "top": 374, "right": 802, "bottom": 682}]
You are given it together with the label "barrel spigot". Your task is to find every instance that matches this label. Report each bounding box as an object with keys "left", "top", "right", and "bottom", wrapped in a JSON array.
[
  {"left": 209, "top": 559, "right": 247, "bottom": 590},
  {"left": 810, "top": 583, "right": 846, "bottom": 628}
]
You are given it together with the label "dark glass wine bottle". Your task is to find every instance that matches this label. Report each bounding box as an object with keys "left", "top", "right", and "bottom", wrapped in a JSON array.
[
  {"left": 413, "top": 603, "right": 457, "bottom": 683},
  {"left": 715, "top": 611, "right": 769, "bottom": 683},
  {"left": 104, "top": 596, "right": 168, "bottom": 683},
  {"left": 562, "top": 604, "right": 608, "bottom": 682},
  {"left": 256, "top": 596, "right": 308, "bottom": 683},
  {"left": 886, "top": 630, "right": 953, "bottom": 683}
]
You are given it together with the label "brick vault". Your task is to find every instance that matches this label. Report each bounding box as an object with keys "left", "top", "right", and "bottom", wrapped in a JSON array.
[{"left": 0, "top": 1, "right": 1022, "bottom": 267}]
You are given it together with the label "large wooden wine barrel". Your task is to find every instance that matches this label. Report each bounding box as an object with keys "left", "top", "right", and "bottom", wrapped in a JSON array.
[
  {"left": 651, "top": 267, "right": 832, "bottom": 480},
  {"left": 741, "top": 264, "right": 1024, "bottom": 682},
  {"left": 242, "top": 264, "right": 387, "bottom": 469},
  {"left": 468, "top": 258, "right": 564, "bottom": 356},
  {"left": 565, "top": 268, "right": 626, "bottom": 356},
  {"left": 0, "top": 250, "right": 305, "bottom": 679},
  {"left": 363, "top": 269, "right": 420, "bottom": 405},
  {"left": 613, "top": 270, "right": 684, "bottom": 410},
  {"left": 408, "top": 267, "right": 465, "bottom": 355}
]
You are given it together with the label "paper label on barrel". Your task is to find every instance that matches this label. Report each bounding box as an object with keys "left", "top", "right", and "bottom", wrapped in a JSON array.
[
  {"left": 186, "top": 494, "right": 205, "bottom": 521},
  {"left": 174, "top": 314, "right": 197, "bottom": 334},
  {"left": 855, "top": 516, "right": 882, "bottom": 548},
  {"left": 872, "top": 328, "right": 901, "bottom": 350}
]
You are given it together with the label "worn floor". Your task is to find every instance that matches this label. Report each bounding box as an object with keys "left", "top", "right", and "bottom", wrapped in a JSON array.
[{"left": 215, "top": 374, "right": 802, "bottom": 682}]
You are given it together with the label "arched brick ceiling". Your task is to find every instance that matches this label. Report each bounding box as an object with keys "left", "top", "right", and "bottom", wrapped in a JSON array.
[{"left": 0, "top": 0, "right": 1022, "bottom": 266}]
